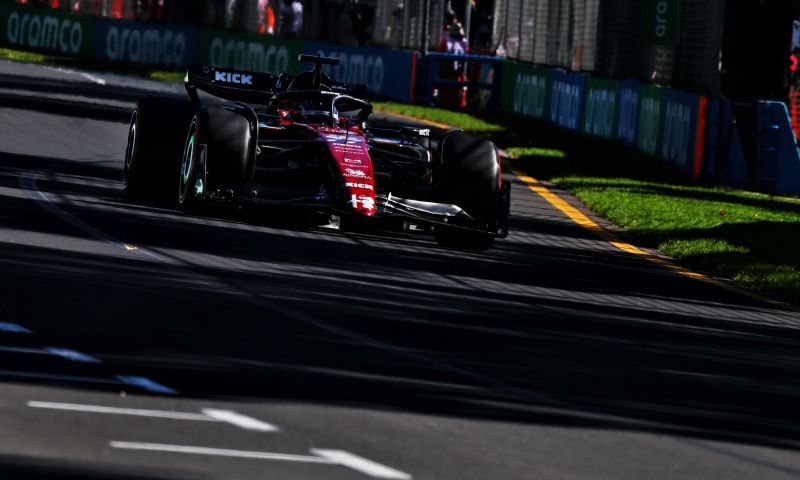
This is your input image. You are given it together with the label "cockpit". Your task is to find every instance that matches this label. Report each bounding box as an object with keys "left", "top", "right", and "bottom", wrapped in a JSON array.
[{"left": 268, "top": 91, "right": 371, "bottom": 128}]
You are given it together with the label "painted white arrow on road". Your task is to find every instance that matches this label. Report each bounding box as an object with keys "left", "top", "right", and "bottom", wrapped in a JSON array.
[
  {"left": 110, "top": 442, "right": 412, "bottom": 479},
  {"left": 28, "top": 401, "right": 278, "bottom": 432}
]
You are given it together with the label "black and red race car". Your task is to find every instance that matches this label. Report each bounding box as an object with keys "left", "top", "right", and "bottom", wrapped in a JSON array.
[{"left": 123, "top": 55, "right": 510, "bottom": 250}]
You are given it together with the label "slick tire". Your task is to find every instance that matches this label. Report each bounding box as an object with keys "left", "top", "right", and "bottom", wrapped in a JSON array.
[
  {"left": 179, "top": 106, "right": 252, "bottom": 212},
  {"left": 434, "top": 132, "right": 499, "bottom": 251},
  {"left": 123, "top": 96, "right": 196, "bottom": 201}
]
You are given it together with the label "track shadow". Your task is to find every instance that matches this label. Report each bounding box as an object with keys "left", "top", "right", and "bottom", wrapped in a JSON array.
[
  {"left": 0, "top": 454, "right": 200, "bottom": 480},
  {"left": 2, "top": 168, "right": 800, "bottom": 453},
  {"left": 2, "top": 120, "right": 800, "bottom": 456}
]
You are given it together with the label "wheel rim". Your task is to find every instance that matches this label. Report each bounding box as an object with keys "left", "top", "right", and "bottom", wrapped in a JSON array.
[
  {"left": 179, "top": 120, "right": 197, "bottom": 205},
  {"left": 122, "top": 116, "right": 137, "bottom": 189}
]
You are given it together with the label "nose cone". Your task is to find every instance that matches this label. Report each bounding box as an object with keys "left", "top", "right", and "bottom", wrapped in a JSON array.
[{"left": 319, "top": 126, "right": 376, "bottom": 215}]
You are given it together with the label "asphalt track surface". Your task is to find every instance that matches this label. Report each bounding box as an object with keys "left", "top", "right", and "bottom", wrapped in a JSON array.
[{"left": 0, "top": 59, "right": 799, "bottom": 479}]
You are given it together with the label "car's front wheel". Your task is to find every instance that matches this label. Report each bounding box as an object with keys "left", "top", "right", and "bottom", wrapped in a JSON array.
[{"left": 434, "top": 132, "right": 500, "bottom": 251}]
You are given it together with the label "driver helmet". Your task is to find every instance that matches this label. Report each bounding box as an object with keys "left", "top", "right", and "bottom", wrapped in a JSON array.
[{"left": 300, "top": 99, "right": 330, "bottom": 123}]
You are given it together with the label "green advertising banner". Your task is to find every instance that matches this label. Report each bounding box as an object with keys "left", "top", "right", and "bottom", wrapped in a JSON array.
[
  {"left": 583, "top": 76, "right": 620, "bottom": 139},
  {"left": 637, "top": 84, "right": 664, "bottom": 155},
  {"left": 197, "top": 28, "right": 302, "bottom": 76},
  {"left": 643, "top": 0, "right": 681, "bottom": 45},
  {"left": 499, "top": 60, "right": 549, "bottom": 119},
  {"left": 0, "top": 4, "right": 94, "bottom": 59}
]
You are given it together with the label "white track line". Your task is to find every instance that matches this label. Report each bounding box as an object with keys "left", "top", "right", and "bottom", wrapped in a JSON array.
[
  {"left": 28, "top": 402, "right": 279, "bottom": 431},
  {"left": 28, "top": 401, "right": 212, "bottom": 421},
  {"left": 109, "top": 442, "right": 413, "bottom": 479},
  {"left": 312, "top": 449, "right": 412, "bottom": 479},
  {"left": 202, "top": 408, "right": 279, "bottom": 432},
  {"left": 110, "top": 441, "right": 334, "bottom": 463},
  {"left": 43, "top": 66, "right": 107, "bottom": 85}
]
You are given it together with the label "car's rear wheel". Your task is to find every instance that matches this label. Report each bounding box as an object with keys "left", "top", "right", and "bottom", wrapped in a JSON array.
[
  {"left": 123, "top": 96, "right": 195, "bottom": 200},
  {"left": 434, "top": 132, "right": 499, "bottom": 251},
  {"left": 178, "top": 117, "right": 202, "bottom": 212}
]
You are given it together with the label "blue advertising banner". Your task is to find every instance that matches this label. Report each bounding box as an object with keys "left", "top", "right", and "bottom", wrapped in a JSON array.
[
  {"left": 583, "top": 77, "right": 620, "bottom": 139},
  {"left": 302, "top": 42, "right": 415, "bottom": 102},
  {"left": 548, "top": 70, "right": 586, "bottom": 131},
  {"left": 94, "top": 18, "right": 198, "bottom": 69},
  {"left": 616, "top": 79, "right": 640, "bottom": 147},
  {"left": 659, "top": 89, "right": 700, "bottom": 176},
  {"left": 757, "top": 101, "right": 800, "bottom": 195}
]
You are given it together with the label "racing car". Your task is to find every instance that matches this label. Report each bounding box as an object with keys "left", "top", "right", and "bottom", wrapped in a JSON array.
[{"left": 123, "top": 54, "right": 510, "bottom": 250}]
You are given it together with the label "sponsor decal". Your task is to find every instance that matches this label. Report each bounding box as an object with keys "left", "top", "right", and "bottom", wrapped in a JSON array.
[
  {"left": 3, "top": 8, "right": 87, "bottom": 56},
  {"left": 583, "top": 78, "right": 620, "bottom": 139},
  {"left": 643, "top": 0, "right": 681, "bottom": 46},
  {"left": 661, "top": 100, "right": 692, "bottom": 168},
  {"left": 214, "top": 71, "right": 253, "bottom": 85},
  {"left": 514, "top": 72, "right": 548, "bottom": 118},
  {"left": 101, "top": 23, "right": 191, "bottom": 67},
  {"left": 548, "top": 72, "right": 586, "bottom": 132},
  {"left": 344, "top": 168, "right": 369, "bottom": 178},
  {"left": 207, "top": 36, "right": 291, "bottom": 75},
  {"left": 348, "top": 194, "right": 375, "bottom": 210},
  {"left": 345, "top": 182, "right": 373, "bottom": 190},
  {"left": 343, "top": 158, "right": 362, "bottom": 165},
  {"left": 637, "top": 85, "right": 664, "bottom": 156},
  {"left": 616, "top": 80, "right": 640, "bottom": 146}
]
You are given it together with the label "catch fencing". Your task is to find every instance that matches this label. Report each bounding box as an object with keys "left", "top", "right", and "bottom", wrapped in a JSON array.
[
  {"left": 488, "top": 0, "right": 724, "bottom": 96},
  {"left": 2, "top": 1, "right": 798, "bottom": 195}
]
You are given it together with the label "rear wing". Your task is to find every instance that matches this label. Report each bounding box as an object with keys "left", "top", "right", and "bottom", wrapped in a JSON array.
[
  {"left": 329, "top": 81, "right": 369, "bottom": 100},
  {"left": 184, "top": 63, "right": 371, "bottom": 104},
  {"left": 185, "top": 65, "right": 282, "bottom": 104}
]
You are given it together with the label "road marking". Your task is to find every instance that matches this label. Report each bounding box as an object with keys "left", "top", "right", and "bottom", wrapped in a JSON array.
[
  {"left": 28, "top": 401, "right": 213, "bottom": 421},
  {"left": 0, "top": 346, "right": 101, "bottom": 363},
  {"left": 27, "top": 402, "right": 278, "bottom": 431},
  {"left": 110, "top": 442, "right": 412, "bottom": 479},
  {"left": 0, "top": 322, "right": 31, "bottom": 333},
  {"left": 202, "top": 408, "right": 279, "bottom": 432},
  {"left": 312, "top": 449, "right": 412, "bottom": 480},
  {"left": 43, "top": 66, "right": 107, "bottom": 86},
  {"left": 0, "top": 370, "right": 177, "bottom": 394},
  {"left": 116, "top": 376, "right": 177, "bottom": 395},
  {"left": 510, "top": 167, "right": 800, "bottom": 312},
  {"left": 110, "top": 441, "right": 333, "bottom": 463},
  {"left": 21, "top": 173, "right": 130, "bottom": 250},
  {"left": 45, "top": 348, "right": 102, "bottom": 363}
]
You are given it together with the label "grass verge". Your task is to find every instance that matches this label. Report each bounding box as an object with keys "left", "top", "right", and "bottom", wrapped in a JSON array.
[
  {"left": 373, "top": 102, "right": 800, "bottom": 305},
  {"left": 372, "top": 101, "right": 505, "bottom": 132},
  {"left": 0, "top": 47, "right": 184, "bottom": 83}
]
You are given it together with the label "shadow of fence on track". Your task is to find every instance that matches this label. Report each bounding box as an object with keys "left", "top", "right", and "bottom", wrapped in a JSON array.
[
  {"left": 1, "top": 145, "right": 800, "bottom": 456},
  {"left": 0, "top": 454, "right": 199, "bottom": 480}
]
